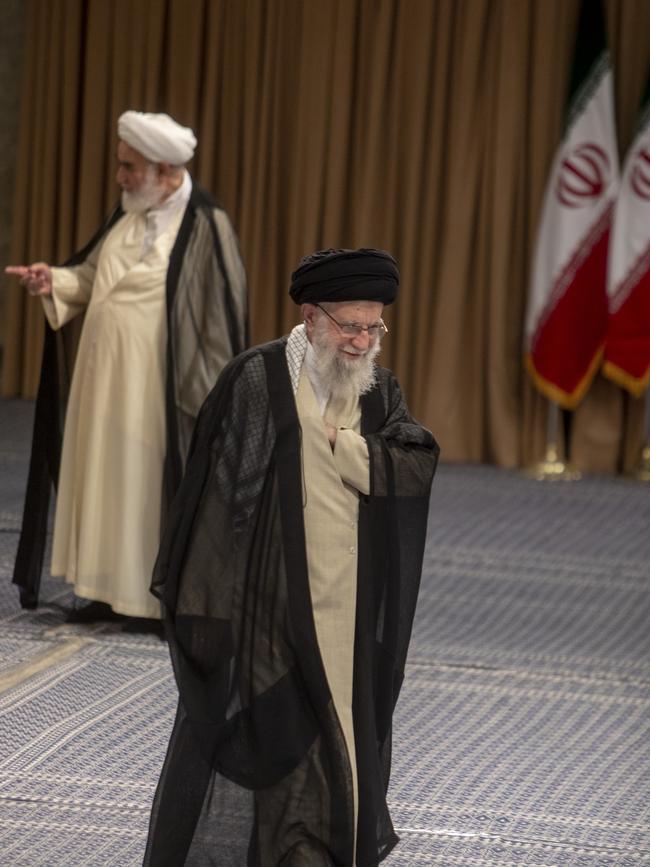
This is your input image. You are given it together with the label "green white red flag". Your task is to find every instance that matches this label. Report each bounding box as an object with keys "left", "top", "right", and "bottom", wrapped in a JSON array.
[
  {"left": 603, "top": 77, "right": 650, "bottom": 397},
  {"left": 524, "top": 0, "right": 619, "bottom": 409}
]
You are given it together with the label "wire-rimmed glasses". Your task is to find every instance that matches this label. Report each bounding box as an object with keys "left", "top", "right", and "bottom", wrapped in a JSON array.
[{"left": 316, "top": 304, "right": 388, "bottom": 338}]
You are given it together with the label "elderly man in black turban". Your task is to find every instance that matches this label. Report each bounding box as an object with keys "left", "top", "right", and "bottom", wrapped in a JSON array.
[{"left": 144, "top": 248, "right": 439, "bottom": 866}]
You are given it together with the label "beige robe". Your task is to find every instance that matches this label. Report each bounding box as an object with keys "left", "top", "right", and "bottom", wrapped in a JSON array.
[
  {"left": 297, "top": 368, "right": 371, "bottom": 862},
  {"left": 42, "top": 210, "right": 184, "bottom": 618}
]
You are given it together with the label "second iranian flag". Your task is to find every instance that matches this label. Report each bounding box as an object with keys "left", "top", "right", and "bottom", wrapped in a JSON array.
[{"left": 524, "top": 0, "right": 619, "bottom": 409}]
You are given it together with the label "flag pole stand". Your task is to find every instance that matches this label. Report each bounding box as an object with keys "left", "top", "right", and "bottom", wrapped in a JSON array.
[
  {"left": 524, "top": 401, "right": 581, "bottom": 481},
  {"left": 634, "top": 391, "right": 650, "bottom": 483}
]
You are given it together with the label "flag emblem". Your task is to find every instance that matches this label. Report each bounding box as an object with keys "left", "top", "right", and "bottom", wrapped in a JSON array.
[
  {"left": 557, "top": 142, "right": 612, "bottom": 206},
  {"left": 630, "top": 148, "right": 650, "bottom": 199},
  {"left": 603, "top": 79, "right": 650, "bottom": 396},
  {"left": 524, "top": 0, "right": 619, "bottom": 408}
]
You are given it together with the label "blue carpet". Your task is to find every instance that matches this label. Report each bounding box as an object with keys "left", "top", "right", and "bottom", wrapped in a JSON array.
[{"left": 0, "top": 399, "right": 648, "bottom": 865}]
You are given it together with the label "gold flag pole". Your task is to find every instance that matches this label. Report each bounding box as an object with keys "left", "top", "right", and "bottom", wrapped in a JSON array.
[
  {"left": 634, "top": 390, "right": 650, "bottom": 482},
  {"left": 524, "top": 400, "right": 581, "bottom": 481}
]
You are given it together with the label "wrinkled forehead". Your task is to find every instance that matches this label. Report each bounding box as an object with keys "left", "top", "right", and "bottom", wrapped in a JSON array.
[{"left": 325, "top": 299, "right": 384, "bottom": 321}]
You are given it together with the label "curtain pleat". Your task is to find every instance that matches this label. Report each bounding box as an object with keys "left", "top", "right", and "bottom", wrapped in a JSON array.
[{"left": 3, "top": 0, "right": 649, "bottom": 472}]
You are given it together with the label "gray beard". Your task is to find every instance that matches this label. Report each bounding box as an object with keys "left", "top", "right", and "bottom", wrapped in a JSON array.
[
  {"left": 311, "top": 320, "right": 380, "bottom": 402},
  {"left": 121, "top": 166, "right": 164, "bottom": 213}
]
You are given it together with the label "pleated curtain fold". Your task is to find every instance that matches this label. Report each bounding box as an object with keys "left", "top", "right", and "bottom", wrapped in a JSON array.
[{"left": 3, "top": 0, "right": 649, "bottom": 472}]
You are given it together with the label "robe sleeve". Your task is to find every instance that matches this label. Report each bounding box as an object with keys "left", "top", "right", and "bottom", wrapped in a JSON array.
[
  {"left": 367, "top": 372, "right": 439, "bottom": 495},
  {"left": 212, "top": 207, "right": 248, "bottom": 352},
  {"left": 333, "top": 428, "right": 370, "bottom": 494},
  {"left": 171, "top": 203, "right": 248, "bottom": 446},
  {"left": 42, "top": 261, "right": 97, "bottom": 329},
  {"left": 363, "top": 371, "right": 439, "bottom": 683}
]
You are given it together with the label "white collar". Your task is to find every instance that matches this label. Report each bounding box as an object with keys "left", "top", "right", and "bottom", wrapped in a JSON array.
[
  {"left": 285, "top": 324, "right": 331, "bottom": 414},
  {"left": 286, "top": 324, "right": 308, "bottom": 395},
  {"left": 148, "top": 169, "right": 191, "bottom": 217}
]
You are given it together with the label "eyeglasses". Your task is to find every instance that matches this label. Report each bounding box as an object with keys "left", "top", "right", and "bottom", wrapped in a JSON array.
[{"left": 316, "top": 304, "right": 388, "bottom": 338}]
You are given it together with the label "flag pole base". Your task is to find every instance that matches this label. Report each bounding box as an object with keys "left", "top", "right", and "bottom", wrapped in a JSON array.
[
  {"left": 633, "top": 444, "right": 650, "bottom": 483},
  {"left": 523, "top": 446, "right": 582, "bottom": 481}
]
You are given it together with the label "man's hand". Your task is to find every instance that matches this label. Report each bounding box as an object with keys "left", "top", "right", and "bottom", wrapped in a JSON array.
[
  {"left": 324, "top": 421, "right": 337, "bottom": 448},
  {"left": 5, "top": 263, "right": 53, "bottom": 296}
]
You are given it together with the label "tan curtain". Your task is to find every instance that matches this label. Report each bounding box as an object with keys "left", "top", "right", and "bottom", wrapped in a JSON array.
[{"left": 3, "top": 0, "right": 649, "bottom": 473}]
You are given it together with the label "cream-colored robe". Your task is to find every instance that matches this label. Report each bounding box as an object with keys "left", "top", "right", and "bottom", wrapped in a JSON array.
[
  {"left": 297, "top": 367, "right": 371, "bottom": 862},
  {"left": 42, "top": 210, "right": 184, "bottom": 618}
]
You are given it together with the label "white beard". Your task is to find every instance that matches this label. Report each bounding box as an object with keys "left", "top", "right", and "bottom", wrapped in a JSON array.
[
  {"left": 311, "top": 318, "right": 381, "bottom": 402},
  {"left": 121, "top": 165, "right": 164, "bottom": 213}
]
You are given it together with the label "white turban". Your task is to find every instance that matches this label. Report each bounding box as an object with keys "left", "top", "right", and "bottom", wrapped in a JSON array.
[{"left": 117, "top": 111, "right": 197, "bottom": 166}]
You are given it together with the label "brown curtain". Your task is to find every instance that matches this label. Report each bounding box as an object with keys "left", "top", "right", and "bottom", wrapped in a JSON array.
[{"left": 3, "top": 0, "right": 649, "bottom": 473}]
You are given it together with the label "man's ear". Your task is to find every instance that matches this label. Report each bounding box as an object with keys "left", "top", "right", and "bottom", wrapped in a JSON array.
[
  {"left": 302, "top": 303, "right": 317, "bottom": 337},
  {"left": 157, "top": 162, "right": 172, "bottom": 179}
]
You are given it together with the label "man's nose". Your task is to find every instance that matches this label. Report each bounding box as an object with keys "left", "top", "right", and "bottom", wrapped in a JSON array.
[{"left": 351, "top": 330, "right": 371, "bottom": 349}]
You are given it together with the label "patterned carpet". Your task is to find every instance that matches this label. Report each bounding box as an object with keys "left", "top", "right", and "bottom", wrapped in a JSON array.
[{"left": 0, "top": 398, "right": 648, "bottom": 866}]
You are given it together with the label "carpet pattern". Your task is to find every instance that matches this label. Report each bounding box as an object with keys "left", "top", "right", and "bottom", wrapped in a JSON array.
[{"left": 0, "top": 398, "right": 648, "bottom": 865}]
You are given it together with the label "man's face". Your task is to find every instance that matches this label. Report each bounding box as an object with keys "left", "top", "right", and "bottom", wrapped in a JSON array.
[
  {"left": 116, "top": 140, "right": 165, "bottom": 213},
  {"left": 116, "top": 140, "right": 151, "bottom": 193},
  {"left": 303, "top": 299, "right": 385, "bottom": 399},
  {"left": 304, "top": 300, "right": 385, "bottom": 360}
]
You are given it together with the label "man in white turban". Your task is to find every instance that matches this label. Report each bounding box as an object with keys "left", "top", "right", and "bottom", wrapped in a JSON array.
[
  {"left": 6, "top": 111, "right": 248, "bottom": 629},
  {"left": 117, "top": 111, "right": 197, "bottom": 165}
]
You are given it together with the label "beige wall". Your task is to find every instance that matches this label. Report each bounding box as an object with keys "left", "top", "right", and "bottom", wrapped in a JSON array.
[{"left": 0, "top": 0, "right": 26, "bottom": 373}]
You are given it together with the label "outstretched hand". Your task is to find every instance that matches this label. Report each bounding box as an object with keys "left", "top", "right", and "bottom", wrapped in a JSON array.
[{"left": 5, "top": 263, "right": 52, "bottom": 296}]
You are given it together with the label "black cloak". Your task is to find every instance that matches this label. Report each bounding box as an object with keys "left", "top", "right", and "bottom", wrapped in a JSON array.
[
  {"left": 13, "top": 182, "right": 248, "bottom": 608},
  {"left": 144, "top": 338, "right": 439, "bottom": 866}
]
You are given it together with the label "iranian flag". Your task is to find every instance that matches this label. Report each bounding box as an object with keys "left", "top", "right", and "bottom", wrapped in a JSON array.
[
  {"left": 524, "top": 0, "right": 619, "bottom": 409},
  {"left": 603, "top": 78, "right": 650, "bottom": 397}
]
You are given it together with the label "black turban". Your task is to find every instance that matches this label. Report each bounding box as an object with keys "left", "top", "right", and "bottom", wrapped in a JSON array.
[{"left": 289, "top": 248, "right": 399, "bottom": 305}]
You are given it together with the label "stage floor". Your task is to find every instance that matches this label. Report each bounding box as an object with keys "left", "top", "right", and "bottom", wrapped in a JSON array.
[{"left": 1, "top": 398, "right": 648, "bottom": 866}]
